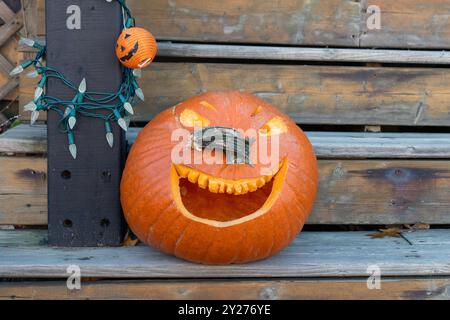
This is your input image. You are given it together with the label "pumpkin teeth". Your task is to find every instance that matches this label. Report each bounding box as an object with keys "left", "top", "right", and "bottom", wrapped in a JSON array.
[
  {"left": 208, "top": 180, "right": 220, "bottom": 193},
  {"left": 188, "top": 170, "right": 200, "bottom": 183},
  {"left": 174, "top": 164, "right": 280, "bottom": 195},
  {"left": 248, "top": 181, "right": 258, "bottom": 192},
  {"left": 198, "top": 174, "right": 209, "bottom": 189},
  {"left": 225, "top": 183, "right": 234, "bottom": 194}
]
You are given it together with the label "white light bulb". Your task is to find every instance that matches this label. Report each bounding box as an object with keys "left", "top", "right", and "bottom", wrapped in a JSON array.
[
  {"left": 9, "top": 65, "right": 24, "bottom": 76},
  {"left": 106, "top": 132, "right": 114, "bottom": 148},
  {"left": 26, "top": 70, "right": 39, "bottom": 78},
  {"left": 78, "top": 78, "right": 86, "bottom": 93},
  {"left": 123, "top": 102, "right": 134, "bottom": 115},
  {"left": 19, "top": 37, "right": 35, "bottom": 47},
  {"left": 24, "top": 101, "right": 37, "bottom": 112},
  {"left": 68, "top": 116, "right": 77, "bottom": 129},
  {"left": 69, "top": 144, "right": 77, "bottom": 159},
  {"left": 133, "top": 69, "right": 142, "bottom": 78},
  {"left": 117, "top": 118, "right": 128, "bottom": 131},
  {"left": 30, "top": 110, "right": 40, "bottom": 125},
  {"left": 64, "top": 106, "right": 72, "bottom": 117},
  {"left": 34, "top": 86, "right": 43, "bottom": 99},
  {"left": 135, "top": 88, "right": 145, "bottom": 101}
]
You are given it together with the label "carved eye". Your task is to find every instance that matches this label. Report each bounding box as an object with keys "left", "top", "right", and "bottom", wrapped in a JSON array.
[
  {"left": 179, "top": 108, "right": 210, "bottom": 127},
  {"left": 259, "top": 116, "right": 288, "bottom": 136}
]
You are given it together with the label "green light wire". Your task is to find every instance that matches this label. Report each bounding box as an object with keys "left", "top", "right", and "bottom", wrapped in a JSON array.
[{"left": 14, "top": 0, "right": 143, "bottom": 159}]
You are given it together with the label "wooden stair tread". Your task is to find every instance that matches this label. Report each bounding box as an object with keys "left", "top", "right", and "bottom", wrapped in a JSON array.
[
  {"left": 1, "top": 229, "right": 450, "bottom": 279},
  {"left": 3, "top": 124, "right": 450, "bottom": 158}
]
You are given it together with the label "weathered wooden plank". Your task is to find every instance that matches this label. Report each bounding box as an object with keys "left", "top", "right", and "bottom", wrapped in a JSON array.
[
  {"left": 0, "top": 53, "right": 14, "bottom": 75},
  {"left": 0, "top": 156, "right": 46, "bottom": 224},
  {"left": 2, "top": 154, "right": 450, "bottom": 225},
  {"left": 30, "top": 0, "right": 450, "bottom": 49},
  {"left": 19, "top": 63, "right": 450, "bottom": 126},
  {"left": 1, "top": 229, "right": 450, "bottom": 278},
  {"left": 142, "top": 63, "right": 450, "bottom": 126},
  {"left": 0, "top": 13, "right": 21, "bottom": 47},
  {"left": 21, "top": 40, "right": 450, "bottom": 65},
  {"left": 2, "top": 0, "right": 20, "bottom": 14},
  {"left": 5, "top": 125, "right": 450, "bottom": 159},
  {"left": 158, "top": 43, "right": 450, "bottom": 65},
  {"left": 0, "top": 1, "right": 16, "bottom": 23},
  {"left": 125, "top": 0, "right": 450, "bottom": 49},
  {"left": 359, "top": 0, "right": 450, "bottom": 49},
  {"left": 0, "top": 124, "right": 47, "bottom": 154},
  {"left": 0, "top": 77, "right": 18, "bottom": 100},
  {"left": 1, "top": 277, "right": 450, "bottom": 300},
  {"left": 128, "top": 0, "right": 362, "bottom": 47}
]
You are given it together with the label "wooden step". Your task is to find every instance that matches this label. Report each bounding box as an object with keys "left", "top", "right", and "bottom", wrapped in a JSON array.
[
  {"left": 2, "top": 229, "right": 450, "bottom": 279},
  {"left": 20, "top": 63, "right": 450, "bottom": 126},
  {"left": 30, "top": 0, "right": 450, "bottom": 49},
  {"left": 2, "top": 125, "right": 450, "bottom": 226},
  {"left": 2, "top": 277, "right": 450, "bottom": 300},
  {"left": 4, "top": 124, "right": 450, "bottom": 158}
]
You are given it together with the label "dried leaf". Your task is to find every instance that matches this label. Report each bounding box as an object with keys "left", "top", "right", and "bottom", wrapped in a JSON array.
[
  {"left": 123, "top": 230, "right": 139, "bottom": 246},
  {"left": 368, "top": 228, "right": 402, "bottom": 239},
  {"left": 404, "top": 223, "right": 430, "bottom": 230}
]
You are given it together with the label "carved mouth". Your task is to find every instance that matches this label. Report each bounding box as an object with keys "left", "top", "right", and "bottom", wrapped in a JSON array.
[{"left": 170, "top": 160, "right": 288, "bottom": 227}]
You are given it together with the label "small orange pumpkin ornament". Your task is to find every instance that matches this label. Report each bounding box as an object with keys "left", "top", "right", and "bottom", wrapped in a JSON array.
[
  {"left": 115, "top": 27, "right": 157, "bottom": 69},
  {"left": 121, "top": 92, "right": 318, "bottom": 264}
]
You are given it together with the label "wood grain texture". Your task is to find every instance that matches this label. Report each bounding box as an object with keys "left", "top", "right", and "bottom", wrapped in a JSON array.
[
  {"left": 0, "top": 124, "right": 46, "bottom": 154},
  {"left": 0, "top": 156, "right": 46, "bottom": 225},
  {"left": 2, "top": 153, "right": 450, "bottom": 225},
  {"left": 158, "top": 43, "right": 450, "bottom": 65},
  {"left": 0, "top": 76, "right": 17, "bottom": 100},
  {"left": 0, "top": 1, "right": 16, "bottom": 23},
  {"left": 22, "top": 63, "right": 450, "bottom": 126},
  {"left": 5, "top": 125, "right": 450, "bottom": 159},
  {"left": 1, "top": 277, "right": 450, "bottom": 300},
  {"left": 359, "top": 0, "right": 450, "bottom": 49},
  {"left": 1, "top": 229, "right": 450, "bottom": 278},
  {"left": 0, "top": 13, "right": 21, "bottom": 47},
  {"left": 31, "top": 0, "right": 450, "bottom": 48},
  {"left": 0, "top": 53, "right": 14, "bottom": 75},
  {"left": 21, "top": 40, "right": 450, "bottom": 65},
  {"left": 127, "top": 0, "right": 362, "bottom": 47},
  {"left": 137, "top": 63, "right": 450, "bottom": 126},
  {"left": 125, "top": 0, "right": 450, "bottom": 49}
]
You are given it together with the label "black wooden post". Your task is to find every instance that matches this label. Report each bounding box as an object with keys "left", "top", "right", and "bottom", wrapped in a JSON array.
[{"left": 46, "top": 0, "right": 125, "bottom": 246}]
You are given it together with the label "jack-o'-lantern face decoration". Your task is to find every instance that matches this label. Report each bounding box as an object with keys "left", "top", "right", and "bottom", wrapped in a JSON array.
[
  {"left": 115, "top": 27, "right": 157, "bottom": 69},
  {"left": 121, "top": 91, "right": 318, "bottom": 264}
]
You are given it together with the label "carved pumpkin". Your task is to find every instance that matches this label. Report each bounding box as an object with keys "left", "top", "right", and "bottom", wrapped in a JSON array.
[
  {"left": 121, "top": 91, "right": 318, "bottom": 264},
  {"left": 115, "top": 27, "right": 157, "bottom": 69}
]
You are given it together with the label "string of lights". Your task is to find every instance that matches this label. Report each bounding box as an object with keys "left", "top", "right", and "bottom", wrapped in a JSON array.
[{"left": 9, "top": 0, "right": 143, "bottom": 159}]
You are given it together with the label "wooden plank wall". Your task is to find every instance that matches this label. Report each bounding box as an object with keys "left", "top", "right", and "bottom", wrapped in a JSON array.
[
  {"left": 2, "top": 278, "right": 450, "bottom": 300},
  {"left": 8, "top": 0, "right": 450, "bottom": 227},
  {"left": 19, "top": 1, "right": 450, "bottom": 126},
  {"left": 21, "top": 0, "right": 450, "bottom": 49},
  {"left": 21, "top": 62, "right": 450, "bottom": 126},
  {"left": 3, "top": 149, "right": 450, "bottom": 226},
  {"left": 132, "top": 0, "right": 450, "bottom": 49}
]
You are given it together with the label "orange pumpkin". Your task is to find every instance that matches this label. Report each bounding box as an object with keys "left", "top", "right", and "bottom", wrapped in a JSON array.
[
  {"left": 115, "top": 27, "right": 157, "bottom": 69},
  {"left": 120, "top": 91, "right": 318, "bottom": 264}
]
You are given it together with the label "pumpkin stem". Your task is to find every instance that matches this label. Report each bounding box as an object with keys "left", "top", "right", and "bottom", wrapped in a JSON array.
[{"left": 190, "top": 126, "right": 255, "bottom": 167}]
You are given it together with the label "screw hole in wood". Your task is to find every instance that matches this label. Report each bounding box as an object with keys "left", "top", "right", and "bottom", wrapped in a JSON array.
[
  {"left": 100, "top": 218, "right": 110, "bottom": 227},
  {"left": 63, "top": 219, "right": 73, "bottom": 228},
  {"left": 61, "top": 170, "right": 71, "bottom": 179},
  {"left": 101, "top": 171, "right": 112, "bottom": 182}
]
